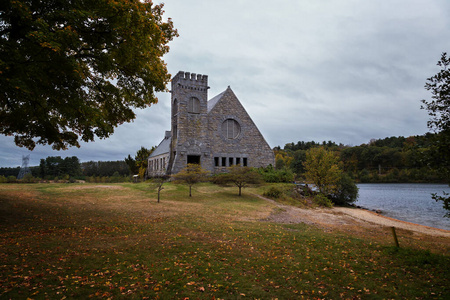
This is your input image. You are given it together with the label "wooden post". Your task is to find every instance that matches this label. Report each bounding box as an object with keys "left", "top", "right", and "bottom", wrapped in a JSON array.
[{"left": 391, "top": 226, "right": 400, "bottom": 248}]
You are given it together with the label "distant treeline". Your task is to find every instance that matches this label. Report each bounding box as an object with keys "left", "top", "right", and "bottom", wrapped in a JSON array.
[
  {"left": 81, "top": 161, "right": 130, "bottom": 177},
  {"left": 275, "top": 133, "right": 447, "bottom": 183},
  {"left": 0, "top": 156, "right": 131, "bottom": 180}
]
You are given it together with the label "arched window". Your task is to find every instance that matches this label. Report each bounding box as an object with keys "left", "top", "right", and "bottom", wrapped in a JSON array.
[
  {"left": 173, "top": 99, "right": 178, "bottom": 116},
  {"left": 188, "top": 97, "right": 200, "bottom": 114},
  {"left": 221, "top": 119, "right": 241, "bottom": 139}
]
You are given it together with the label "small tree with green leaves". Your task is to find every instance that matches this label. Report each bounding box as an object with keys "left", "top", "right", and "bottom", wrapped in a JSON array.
[
  {"left": 225, "top": 165, "right": 263, "bottom": 196},
  {"left": 303, "top": 147, "right": 342, "bottom": 196},
  {"left": 172, "top": 164, "right": 209, "bottom": 197}
]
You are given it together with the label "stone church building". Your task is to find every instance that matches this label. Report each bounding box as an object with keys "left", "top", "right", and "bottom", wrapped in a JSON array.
[{"left": 147, "top": 71, "right": 274, "bottom": 177}]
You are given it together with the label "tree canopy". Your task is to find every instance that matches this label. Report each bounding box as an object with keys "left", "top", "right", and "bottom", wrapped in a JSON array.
[
  {"left": 421, "top": 52, "right": 450, "bottom": 217},
  {"left": 422, "top": 52, "right": 450, "bottom": 133},
  {"left": 0, "top": 0, "right": 177, "bottom": 150}
]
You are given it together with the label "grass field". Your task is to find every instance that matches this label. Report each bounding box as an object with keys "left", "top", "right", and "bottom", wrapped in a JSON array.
[{"left": 0, "top": 182, "right": 449, "bottom": 299}]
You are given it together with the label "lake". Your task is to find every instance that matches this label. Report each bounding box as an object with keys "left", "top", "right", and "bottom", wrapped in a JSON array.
[{"left": 356, "top": 183, "right": 450, "bottom": 231}]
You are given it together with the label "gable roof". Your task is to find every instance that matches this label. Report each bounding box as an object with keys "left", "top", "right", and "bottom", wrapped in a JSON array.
[
  {"left": 149, "top": 131, "right": 171, "bottom": 158},
  {"left": 207, "top": 89, "right": 227, "bottom": 113}
]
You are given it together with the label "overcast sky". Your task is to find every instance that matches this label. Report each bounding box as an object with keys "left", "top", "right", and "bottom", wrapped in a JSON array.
[{"left": 2, "top": 0, "right": 450, "bottom": 168}]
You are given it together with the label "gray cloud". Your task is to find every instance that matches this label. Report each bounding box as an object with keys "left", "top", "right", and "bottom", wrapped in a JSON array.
[{"left": 1, "top": 0, "right": 449, "bottom": 167}]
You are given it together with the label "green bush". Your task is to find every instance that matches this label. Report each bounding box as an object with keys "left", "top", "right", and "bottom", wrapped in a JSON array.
[
  {"left": 329, "top": 173, "right": 359, "bottom": 206},
  {"left": 258, "top": 166, "right": 294, "bottom": 183},
  {"left": 0, "top": 175, "right": 7, "bottom": 183},
  {"left": 314, "top": 194, "right": 333, "bottom": 208},
  {"left": 263, "top": 186, "right": 283, "bottom": 199},
  {"left": 7, "top": 176, "right": 16, "bottom": 183},
  {"left": 22, "top": 173, "right": 35, "bottom": 183}
]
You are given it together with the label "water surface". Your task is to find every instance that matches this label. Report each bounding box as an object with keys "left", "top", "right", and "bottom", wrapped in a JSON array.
[{"left": 356, "top": 184, "right": 450, "bottom": 230}]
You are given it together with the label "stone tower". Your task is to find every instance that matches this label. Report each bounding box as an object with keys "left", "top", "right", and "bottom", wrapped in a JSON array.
[{"left": 168, "top": 71, "right": 211, "bottom": 174}]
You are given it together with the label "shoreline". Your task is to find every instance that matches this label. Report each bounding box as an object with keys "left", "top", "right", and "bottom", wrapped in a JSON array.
[
  {"left": 256, "top": 194, "right": 450, "bottom": 238},
  {"left": 333, "top": 207, "right": 450, "bottom": 238}
]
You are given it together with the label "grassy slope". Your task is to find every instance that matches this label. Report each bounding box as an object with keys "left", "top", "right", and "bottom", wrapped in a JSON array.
[{"left": 0, "top": 182, "right": 449, "bottom": 299}]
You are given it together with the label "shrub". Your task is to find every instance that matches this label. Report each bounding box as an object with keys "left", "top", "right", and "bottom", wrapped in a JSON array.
[
  {"left": 314, "top": 194, "right": 333, "bottom": 208},
  {"left": 7, "top": 176, "right": 16, "bottom": 183},
  {"left": 22, "top": 173, "right": 35, "bottom": 183},
  {"left": 329, "top": 173, "right": 359, "bottom": 206},
  {"left": 258, "top": 166, "right": 294, "bottom": 183},
  {"left": 0, "top": 175, "right": 7, "bottom": 183},
  {"left": 263, "top": 186, "right": 283, "bottom": 199}
]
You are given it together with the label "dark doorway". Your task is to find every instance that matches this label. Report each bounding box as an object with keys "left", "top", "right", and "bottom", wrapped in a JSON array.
[{"left": 187, "top": 155, "right": 201, "bottom": 164}]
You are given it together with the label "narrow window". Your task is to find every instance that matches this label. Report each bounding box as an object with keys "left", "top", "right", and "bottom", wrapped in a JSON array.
[
  {"left": 236, "top": 157, "right": 241, "bottom": 166},
  {"left": 214, "top": 157, "right": 219, "bottom": 167},
  {"left": 229, "top": 157, "right": 234, "bottom": 166},
  {"left": 173, "top": 125, "right": 177, "bottom": 139},
  {"left": 173, "top": 99, "right": 178, "bottom": 116},
  {"left": 222, "top": 157, "right": 226, "bottom": 167},
  {"left": 243, "top": 158, "right": 248, "bottom": 167},
  {"left": 188, "top": 97, "right": 200, "bottom": 113}
]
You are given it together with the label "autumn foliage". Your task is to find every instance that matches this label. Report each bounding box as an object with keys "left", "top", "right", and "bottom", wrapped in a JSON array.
[{"left": 0, "top": 0, "right": 177, "bottom": 150}]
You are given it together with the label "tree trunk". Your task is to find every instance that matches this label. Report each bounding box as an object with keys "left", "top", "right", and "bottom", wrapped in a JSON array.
[{"left": 189, "top": 185, "right": 192, "bottom": 197}]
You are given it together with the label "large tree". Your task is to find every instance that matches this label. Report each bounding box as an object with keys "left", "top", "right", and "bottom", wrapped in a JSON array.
[
  {"left": 421, "top": 52, "right": 450, "bottom": 217},
  {"left": 125, "top": 146, "right": 154, "bottom": 177},
  {"left": 0, "top": 0, "right": 177, "bottom": 150}
]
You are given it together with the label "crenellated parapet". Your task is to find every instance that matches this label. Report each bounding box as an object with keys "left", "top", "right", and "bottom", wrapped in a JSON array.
[{"left": 172, "top": 71, "right": 209, "bottom": 91}]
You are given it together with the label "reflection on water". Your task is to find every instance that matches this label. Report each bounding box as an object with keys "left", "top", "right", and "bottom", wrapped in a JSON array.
[{"left": 356, "top": 184, "right": 450, "bottom": 230}]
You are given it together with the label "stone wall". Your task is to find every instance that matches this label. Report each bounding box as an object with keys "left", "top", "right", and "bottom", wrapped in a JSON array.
[
  {"left": 165, "top": 71, "right": 274, "bottom": 176},
  {"left": 169, "top": 71, "right": 211, "bottom": 174},
  {"left": 148, "top": 153, "right": 170, "bottom": 177},
  {"left": 207, "top": 87, "right": 274, "bottom": 174}
]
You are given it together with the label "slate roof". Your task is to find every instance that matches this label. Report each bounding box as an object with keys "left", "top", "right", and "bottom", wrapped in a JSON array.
[
  {"left": 149, "top": 132, "right": 171, "bottom": 158},
  {"left": 207, "top": 90, "right": 226, "bottom": 113}
]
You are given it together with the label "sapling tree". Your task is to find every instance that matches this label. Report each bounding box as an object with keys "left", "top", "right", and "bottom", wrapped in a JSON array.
[
  {"left": 151, "top": 178, "right": 166, "bottom": 203},
  {"left": 226, "top": 165, "right": 262, "bottom": 196},
  {"left": 172, "top": 164, "right": 209, "bottom": 197}
]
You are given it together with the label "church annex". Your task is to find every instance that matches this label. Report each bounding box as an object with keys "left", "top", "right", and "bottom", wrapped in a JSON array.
[{"left": 147, "top": 71, "right": 274, "bottom": 177}]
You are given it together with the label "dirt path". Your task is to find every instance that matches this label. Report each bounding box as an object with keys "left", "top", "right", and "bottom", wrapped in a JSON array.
[{"left": 255, "top": 194, "right": 450, "bottom": 238}]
